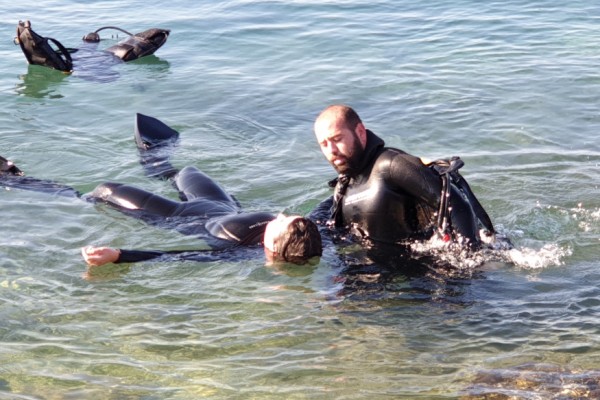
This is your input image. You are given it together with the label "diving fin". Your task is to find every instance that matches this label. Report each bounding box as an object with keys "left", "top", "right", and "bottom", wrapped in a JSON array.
[
  {"left": 135, "top": 113, "right": 179, "bottom": 149},
  {"left": 134, "top": 113, "right": 180, "bottom": 180}
]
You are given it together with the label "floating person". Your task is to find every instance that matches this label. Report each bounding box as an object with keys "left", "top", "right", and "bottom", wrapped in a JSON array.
[
  {"left": 14, "top": 20, "right": 170, "bottom": 73},
  {"left": 0, "top": 114, "right": 322, "bottom": 267}
]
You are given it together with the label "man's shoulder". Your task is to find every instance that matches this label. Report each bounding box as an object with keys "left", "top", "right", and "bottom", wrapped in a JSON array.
[
  {"left": 382, "top": 146, "right": 407, "bottom": 156},
  {"left": 377, "top": 147, "right": 415, "bottom": 164},
  {"left": 373, "top": 147, "right": 431, "bottom": 175}
]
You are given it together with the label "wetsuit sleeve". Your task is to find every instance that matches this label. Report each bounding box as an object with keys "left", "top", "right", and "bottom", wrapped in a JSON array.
[
  {"left": 115, "top": 248, "right": 244, "bottom": 264},
  {"left": 385, "top": 151, "right": 441, "bottom": 208},
  {"left": 116, "top": 249, "right": 166, "bottom": 263}
]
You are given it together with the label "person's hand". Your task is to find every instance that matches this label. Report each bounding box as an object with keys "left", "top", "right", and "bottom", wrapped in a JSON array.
[{"left": 81, "top": 246, "right": 120, "bottom": 267}]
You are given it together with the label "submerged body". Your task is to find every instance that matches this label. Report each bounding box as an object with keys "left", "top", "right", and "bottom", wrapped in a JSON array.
[{"left": 81, "top": 168, "right": 276, "bottom": 265}]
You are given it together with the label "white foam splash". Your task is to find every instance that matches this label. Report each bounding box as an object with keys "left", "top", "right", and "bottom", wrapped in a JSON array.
[
  {"left": 504, "top": 243, "right": 572, "bottom": 270},
  {"left": 410, "top": 229, "right": 571, "bottom": 272}
]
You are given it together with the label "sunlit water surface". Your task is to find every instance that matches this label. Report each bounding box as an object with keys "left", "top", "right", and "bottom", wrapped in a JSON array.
[{"left": 0, "top": 0, "right": 599, "bottom": 398}]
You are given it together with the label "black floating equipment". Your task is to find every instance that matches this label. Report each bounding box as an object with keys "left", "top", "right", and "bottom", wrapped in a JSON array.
[
  {"left": 14, "top": 20, "right": 74, "bottom": 72},
  {"left": 83, "top": 26, "right": 170, "bottom": 62}
]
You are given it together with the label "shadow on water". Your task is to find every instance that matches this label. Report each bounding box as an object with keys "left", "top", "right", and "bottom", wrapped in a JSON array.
[
  {"left": 127, "top": 53, "right": 170, "bottom": 70},
  {"left": 14, "top": 43, "right": 171, "bottom": 99},
  {"left": 328, "top": 238, "right": 482, "bottom": 306},
  {"left": 14, "top": 42, "right": 122, "bottom": 98},
  {"left": 0, "top": 378, "right": 10, "bottom": 392},
  {"left": 73, "top": 42, "right": 171, "bottom": 82},
  {"left": 82, "top": 263, "right": 133, "bottom": 282},
  {"left": 70, "top": 42, "right": 122, "bottom": 83},
  {"left": 15, "top": 65, "right": 68, "bottom": 99}
]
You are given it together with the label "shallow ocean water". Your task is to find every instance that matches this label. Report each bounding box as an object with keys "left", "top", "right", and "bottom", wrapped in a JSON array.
[{"left": 0, "top": 0, "right": 599, "bottom": 398}]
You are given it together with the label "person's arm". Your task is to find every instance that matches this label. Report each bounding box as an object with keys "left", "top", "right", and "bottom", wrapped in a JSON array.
[
  {"left": 81, "top": 245, "right": 242, "bottom": 267},
  {"left": 387, "top": 151, "right": 442, "bottom": 209},
  {"left": 81, "top": 246, "right": 165, "bottom": 266},
  {"left": 307, "top": 195, "right": 333, "bottom": 223}
]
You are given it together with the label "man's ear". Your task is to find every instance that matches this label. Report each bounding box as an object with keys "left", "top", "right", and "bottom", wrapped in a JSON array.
[{"left": 355, "top": 122, "right": 368, "bottom": 148}]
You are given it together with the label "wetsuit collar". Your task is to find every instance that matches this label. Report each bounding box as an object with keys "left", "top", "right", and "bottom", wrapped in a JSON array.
[
  {"left": 349, "top": 129, "right": 385, "bottom": 178},
  {"left": 330, "top": 130, "right": 385, "bottom": 226}
]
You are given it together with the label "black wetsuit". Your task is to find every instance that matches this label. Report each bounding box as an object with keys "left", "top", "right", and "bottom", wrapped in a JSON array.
[
  {"left": 88, "top": 165, "right": 276, "bottom": 263},
  {"left": 329, "top": 130, "right": 489, "bottom": 248}
]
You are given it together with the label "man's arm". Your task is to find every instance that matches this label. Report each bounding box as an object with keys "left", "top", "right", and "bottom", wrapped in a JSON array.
[
  {"left": 307, "top": 195, "right": 334, "bottom": 223},
  {"left": 387, "top": 151, "right": 442, "bottom": 208}
]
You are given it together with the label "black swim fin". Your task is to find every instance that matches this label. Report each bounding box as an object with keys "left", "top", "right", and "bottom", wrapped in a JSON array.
[
  {"left": 135, "top": 113, "right": 179, "bottom": 149},
  {"left": 134, "top": 113, "right": 180, "bottom": 181}
]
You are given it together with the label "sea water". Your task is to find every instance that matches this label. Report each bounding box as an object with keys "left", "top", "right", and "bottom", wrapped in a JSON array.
[{"left": 0, "top": 0, "right": 599, "bottom": 398}]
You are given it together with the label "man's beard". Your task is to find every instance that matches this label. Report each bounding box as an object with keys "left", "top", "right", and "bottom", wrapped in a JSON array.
[{"left": 332, "top": 139, "right": 364, "bottom": 176}]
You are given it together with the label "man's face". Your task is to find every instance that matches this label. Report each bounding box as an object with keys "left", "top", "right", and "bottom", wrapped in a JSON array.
[{"left": 314, "top": 117, "right": 365, "bottom": 175}]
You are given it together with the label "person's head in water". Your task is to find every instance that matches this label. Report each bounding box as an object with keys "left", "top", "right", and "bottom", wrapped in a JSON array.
[
  {"left": 263, "top": 214, "right": 322, "bottom": 264},
  {"left": 314, "top": 104, "right": 368, "bottom": 176}
]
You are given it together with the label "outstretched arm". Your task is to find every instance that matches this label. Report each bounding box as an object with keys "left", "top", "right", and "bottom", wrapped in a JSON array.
[{"left": 81, "top": 245, "right": 233, "bottom": 266}]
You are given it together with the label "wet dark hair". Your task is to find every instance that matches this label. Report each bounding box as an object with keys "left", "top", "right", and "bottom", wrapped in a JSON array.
[{"left": 275, "top": 217, "right": 322, "bottom": 264}]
